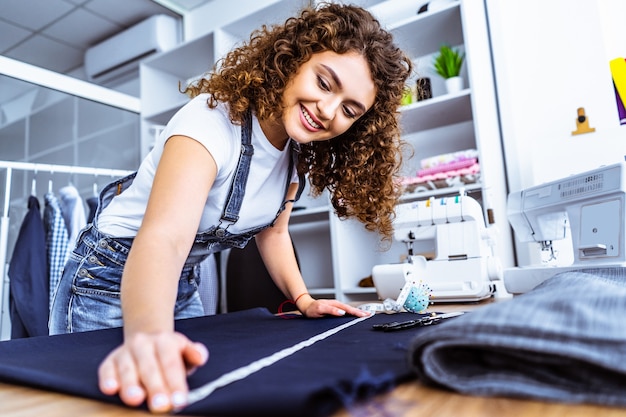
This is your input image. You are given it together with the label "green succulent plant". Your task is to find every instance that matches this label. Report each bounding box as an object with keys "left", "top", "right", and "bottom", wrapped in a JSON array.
[{"left": 433, "top": 44, "right": 465, "bottom": 79}]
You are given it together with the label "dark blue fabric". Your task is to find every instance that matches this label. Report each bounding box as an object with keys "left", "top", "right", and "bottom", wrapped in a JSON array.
[
  {"left": 0, "top": 308, "right": 425, "bottom": 416},
  {"left": 8, "top": 196, "right": 49, "bottom": 338},
  {"left": 410, "top": 267, "right": 626, "bottom": 407}
]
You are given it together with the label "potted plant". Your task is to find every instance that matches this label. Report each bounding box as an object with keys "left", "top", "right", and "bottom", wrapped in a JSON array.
[{"left": 432, "top": 44, "right": 465, "bottom": 94}]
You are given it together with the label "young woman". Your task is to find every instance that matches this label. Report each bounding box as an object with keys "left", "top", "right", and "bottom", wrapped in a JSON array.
[{"left": 49, "top": 2, "right": 412, "bottom": 412}]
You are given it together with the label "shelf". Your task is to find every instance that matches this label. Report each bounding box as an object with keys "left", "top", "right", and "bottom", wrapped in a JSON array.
[
  {"left": 143, "top": 99, "right": 187, "bottom": 125},
  {"left": 289, "top": 216, "right": 334, "bottom": 291},
  {"left": 342, "top": 287, "right": 377, "bottom": 295},
  {"left": 289, "top": 205, "right": 330, "bottom": 225},
  {"left": 219, "top": 1, "right": 308, "bottom": 40},
  {"left": 377, "top": 1, "right": 463, "bottom": 57},
  {"left": 140, "top": 33, "right": 214, "bottom": 122},
  {"left": 400, "top": 182, "right": 482, "bottom": 202},
  {"left": 143, "top": 33, "right": 215, "bottom": 80},
  {"left": 289, "top": 220, "right": 329, "bottom": 236},
  {"left": 400, "top": 88, "right": 472, "bottom": 133},
  {"left": 309, "top": 288, "right": 337, "bottom": 297}
]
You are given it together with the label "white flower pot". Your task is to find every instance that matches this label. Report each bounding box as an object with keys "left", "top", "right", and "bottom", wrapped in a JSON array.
[{"left": 445, "top": 76, "right": 464, "bottom": 94}]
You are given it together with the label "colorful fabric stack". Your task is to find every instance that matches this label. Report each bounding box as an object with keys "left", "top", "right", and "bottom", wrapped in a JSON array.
[{"left": 401, "top": 149, "right": 480, "bottom": 193}]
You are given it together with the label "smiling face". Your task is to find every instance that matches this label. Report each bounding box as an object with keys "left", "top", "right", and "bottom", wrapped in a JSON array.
[{"left": 260, "top": 50, "right": 377, "bottom": 148}]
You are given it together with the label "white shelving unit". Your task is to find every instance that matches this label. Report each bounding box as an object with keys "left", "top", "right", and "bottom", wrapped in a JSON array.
[
  {"left": 139, "top": 0, "right": 515, "bottom": 303},
  {"left": 330, "top": 0, "right": 514, "bottom": 303}
]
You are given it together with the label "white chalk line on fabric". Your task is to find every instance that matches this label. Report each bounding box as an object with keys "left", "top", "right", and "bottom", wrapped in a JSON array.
[{"left": 183, "top": 315, "right": 372, "bottom": 408}]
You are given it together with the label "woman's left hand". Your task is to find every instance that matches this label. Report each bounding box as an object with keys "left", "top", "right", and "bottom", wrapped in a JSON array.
[{"left": 296, "top": 294, "right": 370, "bottom": 318}]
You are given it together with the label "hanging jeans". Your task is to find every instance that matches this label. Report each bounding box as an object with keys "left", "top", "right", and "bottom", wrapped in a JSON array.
[{"left": 49, "top": 111, "right": 304, "bottom": 334}]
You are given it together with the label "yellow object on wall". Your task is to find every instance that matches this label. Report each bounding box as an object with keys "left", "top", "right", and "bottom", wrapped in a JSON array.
[
  {"left": 610, "top": 57, "right": 626, "bottom": 125},
  {"left": 610, "top": 57, "right": 626, "bottom": 102},
  {"left": 572, "top": 107, "right": 596, "bottom": 135}
]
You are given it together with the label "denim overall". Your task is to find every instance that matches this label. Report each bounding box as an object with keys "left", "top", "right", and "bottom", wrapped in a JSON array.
[{"left": 49, "top": 111, "right": 305, "bottom": 334}]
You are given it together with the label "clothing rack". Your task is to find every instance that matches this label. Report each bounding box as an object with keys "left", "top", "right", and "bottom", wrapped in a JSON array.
[{"left": 0, "top": 160, "right": 134, "bottom": 340}]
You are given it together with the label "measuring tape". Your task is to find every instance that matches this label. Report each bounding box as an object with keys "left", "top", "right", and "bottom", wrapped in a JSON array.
[{"left": 184, "top": 314, "right": 372, "bottom": 408}]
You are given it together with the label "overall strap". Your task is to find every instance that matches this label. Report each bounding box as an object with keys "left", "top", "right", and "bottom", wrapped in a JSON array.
[
  {"left": 272, "top": 140, "right": 306, "bottom": 225},
  {"left": 219, "top": 110, "right": 253, "bottom": 227},
  {"left": 217, "top": 110, "right": 306, "bottom": 234},
  {"left": 287, "top": 140, "right": 306, "bottom": 203}
]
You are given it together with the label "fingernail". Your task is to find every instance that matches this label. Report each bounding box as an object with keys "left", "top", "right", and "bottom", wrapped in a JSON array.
[
  {"left": 196, "top": 343, "right": 209, "bottom": 362},
  {"left": 151, "top": 393, "right": 169, "bottom": 410},
  {"left": 337, "top": 309, "right": 346, "bottom": 316},
  {"left": 102, "top": 378, "right": 117, "bottom": 390},
  {"left": 125, "top": 385, "right": 143, "bottom": 399},
  {"left": 172, "top": 391, "right": 187, "bottom": 408}
]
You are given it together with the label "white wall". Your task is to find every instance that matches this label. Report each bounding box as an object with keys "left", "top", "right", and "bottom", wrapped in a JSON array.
[
  {"left": 487, "top": 0, "right": 626, "bottom": 193},
  {"left": 486, "top": 0, "right": 626, "bottom": 265}
]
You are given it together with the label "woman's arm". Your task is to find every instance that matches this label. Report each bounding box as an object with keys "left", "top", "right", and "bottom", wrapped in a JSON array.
[
  {"left": 122, "top": 135, "right": 215, "bottom": 335},
  {"left": 255, "top": 183, "right": 369, "bottom": 318},
  {"left": 98, "top": 135, "right": 215, "bottom": 412}
]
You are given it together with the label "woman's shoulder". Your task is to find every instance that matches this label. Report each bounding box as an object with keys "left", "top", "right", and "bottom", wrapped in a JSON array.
[
  {"left": 182, "top": 94, "right": 231, "bottom": 122},
  {"left": 156, "top": 95, "right": 239, "bottom": 173},
  {"left": 166, "top": 95, "right": 236, "bottom": 138}
]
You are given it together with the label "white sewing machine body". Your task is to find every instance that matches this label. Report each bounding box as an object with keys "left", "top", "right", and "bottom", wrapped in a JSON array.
[
  {"left": 373, "top": 195, "right": 501, "bottom": 303},
  {"left": 504, "top": 162, "right": 626, "bottom": 294}
]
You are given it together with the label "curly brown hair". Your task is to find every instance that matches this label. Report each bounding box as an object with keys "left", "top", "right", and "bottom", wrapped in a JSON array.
[{"left": 184, "top": 2, "right": 412, "bottom": 242}]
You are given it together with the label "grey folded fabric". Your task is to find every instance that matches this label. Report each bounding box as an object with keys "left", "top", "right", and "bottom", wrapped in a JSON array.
[{"left": 409, "top": 267, "right": 626, "bottom": 407}]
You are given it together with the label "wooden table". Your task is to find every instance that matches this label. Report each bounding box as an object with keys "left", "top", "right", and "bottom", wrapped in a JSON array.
[
  {"left": 3, "top": 379, "right": 626, "bottom": 417},
  {"left": 2, "top": 299, "right": 626, "bottom": 416}
]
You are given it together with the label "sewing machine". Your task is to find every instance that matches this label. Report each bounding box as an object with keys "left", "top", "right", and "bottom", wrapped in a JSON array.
[
  {"left": 372, "top": 194, "right": 502, "bottom": 303},
  {"left": 504, "top": 162, "right": 626, "bottom": 294}
]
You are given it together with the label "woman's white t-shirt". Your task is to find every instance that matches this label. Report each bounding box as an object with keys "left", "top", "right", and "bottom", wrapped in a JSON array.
[{"left": 97, "top": 94, "right": 295, "bottom": 237}]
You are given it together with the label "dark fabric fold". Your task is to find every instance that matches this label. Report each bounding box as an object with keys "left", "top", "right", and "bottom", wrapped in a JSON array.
[
  {"left": 409, "top": 268, "right": 626, "bottom": 407},
  {"left": 0, "top": 308, "right": 427, "bottom": 416}
]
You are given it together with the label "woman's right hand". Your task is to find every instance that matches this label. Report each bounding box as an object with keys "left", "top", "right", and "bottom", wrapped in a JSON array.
[{"left": 97, "top": 331, "right": 209, "bottom": 413}]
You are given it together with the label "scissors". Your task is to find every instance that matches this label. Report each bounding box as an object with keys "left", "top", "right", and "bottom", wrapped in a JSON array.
[{"left": 372, "top": 311, "right": 465, "bottom": 332}]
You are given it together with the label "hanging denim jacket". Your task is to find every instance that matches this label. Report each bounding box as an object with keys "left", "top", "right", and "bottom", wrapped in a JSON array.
[{"left": 49, "top": 111, "right": 305, "bottom": 334}]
